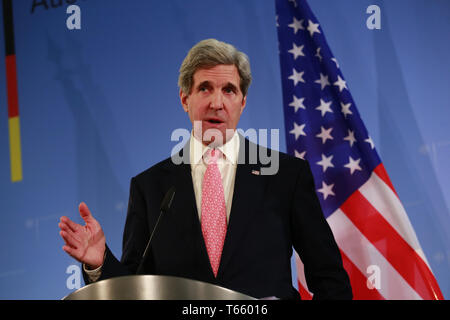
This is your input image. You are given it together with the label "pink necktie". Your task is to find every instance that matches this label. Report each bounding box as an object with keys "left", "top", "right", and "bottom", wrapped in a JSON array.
[{"left": 201, "top": 149, "right": 227, "bottom": 277}]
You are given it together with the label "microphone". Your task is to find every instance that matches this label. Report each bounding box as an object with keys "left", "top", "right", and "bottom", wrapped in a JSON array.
[{"left": 136, "top": 186, "right": 176, "bottom": 275}]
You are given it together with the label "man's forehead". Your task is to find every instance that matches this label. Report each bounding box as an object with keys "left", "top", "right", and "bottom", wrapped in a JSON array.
[{"left": 193, "top": 64, "right": 240, "bottom": 85}]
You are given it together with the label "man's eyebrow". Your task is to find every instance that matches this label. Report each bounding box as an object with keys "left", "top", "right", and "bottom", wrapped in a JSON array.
[
  {"left": 196, "top": 80, "right": 211, "bottom": 88},
  {"left": 223, "top": 82, "right": 238, "bottom": 90}
]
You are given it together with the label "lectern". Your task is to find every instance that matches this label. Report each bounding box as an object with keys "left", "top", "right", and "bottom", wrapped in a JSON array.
[{"left": 63, "top": 275, "right": 256, "bottom": 300}]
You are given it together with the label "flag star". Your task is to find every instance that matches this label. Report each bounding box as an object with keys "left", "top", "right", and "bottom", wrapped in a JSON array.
[
  {"left": 289, "top": 122, "right": 306, "bottom": 140},
  {"left": 316, "top": 153, "right": 334, "bottom": 172},
  {"left": 294, "top": 149, "right": 306, "bottom": 160},
  {"left": 316, "top": 126, "right": 334, "bottom": 144},
  {"left": 315, "top": 47, "right": 322, "bottom": 61},
  {"left": 344, "top": 156, "right": 362, "bottom": 175},
  {"left": 314, "top": 73, "right": 330, "bottom": 90},
  {"left": 288, "top": 68, "right": 305, "bottom": 86},
  {"left": 288, "top": 43, "right": 305, "bottom": 60},
  {"left": 341, "top": 102, "right": 352, "bottom": 118},
  {"left": 275, "top": 15, "right": 279, "bottom": 27},
  {"left": 365, "top": 136, "right": 375, "bottom": 149},
  {"left": 307, "top": 20, "right": 321, "bottom": 37},
  {"left": 315, "top": 99, "right": 333, "bottom": 117},
  {"left": 343, "top": 129, "right": 357, "bottom": 147},
  {"left": 334, "top": 75, "right": 347, "bottom": 92},
  {"left": 289, "top": 95, "right": 306, "bottom": 113},
  {"left": 331, "top": 57, "right": 340, "bottom": 68},
  {"left": 288, "top": 17, "right": 304, "bottom": 34},
  {"left": 317, "top": 181, "right": 335, "bottom": 200}
]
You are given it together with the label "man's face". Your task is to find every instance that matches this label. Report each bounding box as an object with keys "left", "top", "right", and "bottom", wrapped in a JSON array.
[{"left": 180, "top": 64, "right": 246, "bottom": 146}]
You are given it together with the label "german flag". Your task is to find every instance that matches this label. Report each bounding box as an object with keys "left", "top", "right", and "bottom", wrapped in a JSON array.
[{"left": 3, "top": 0, "right": 22, "bottom": 182}]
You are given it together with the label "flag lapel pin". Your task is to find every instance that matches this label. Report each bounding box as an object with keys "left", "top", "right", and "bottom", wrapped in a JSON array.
[{"left": 251, "top": 169, "right": 260, "bottom": 175}]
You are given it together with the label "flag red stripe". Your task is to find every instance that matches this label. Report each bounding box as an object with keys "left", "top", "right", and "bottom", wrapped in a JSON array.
[
  {"left": 373, "top": 163, "right": 398, "bottom": 197},
  {"left": 339, "top": 249, "right": 385, "bottom": 300},
  {"left": 5, "top": 54, "right": 19, "bottom": 118},
  {"left": 297, "top": 281, "right": 313, "bottom": 300},
  {"left": 341, "top": 191, "right": 444, "bottom": 300}
]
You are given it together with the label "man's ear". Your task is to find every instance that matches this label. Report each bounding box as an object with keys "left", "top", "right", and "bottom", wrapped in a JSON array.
[
  {"left": 240, "top": 96, "right": 247, "bottom": 114},
  {"left": 180, "top": 89, "right": 189, "bottom": 112}
]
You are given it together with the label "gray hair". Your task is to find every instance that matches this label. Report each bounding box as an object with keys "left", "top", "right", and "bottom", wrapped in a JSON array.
[{"left": 178, "top": 39, "right": 252, "bottom": 97}]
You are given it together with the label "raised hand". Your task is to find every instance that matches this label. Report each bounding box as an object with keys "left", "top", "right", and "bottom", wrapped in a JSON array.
[{"left": 59, "top": 202, "right": 106, "bottom": 269}]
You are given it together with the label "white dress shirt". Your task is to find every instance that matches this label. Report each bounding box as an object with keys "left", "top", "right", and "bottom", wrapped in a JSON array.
[{"left": 190, "top": 130, "right": 240, "bottom": 223}]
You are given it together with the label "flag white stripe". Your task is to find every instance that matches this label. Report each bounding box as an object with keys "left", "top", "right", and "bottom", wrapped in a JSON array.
[
  {"left": 327, "top": 208, "right": 422, "bottom": 300},
  {"left": 359, "top": 171, "right": 431, "bottom": 269},
  {"left": 294, "top": 252, "right": 312, "bottom": 294}
]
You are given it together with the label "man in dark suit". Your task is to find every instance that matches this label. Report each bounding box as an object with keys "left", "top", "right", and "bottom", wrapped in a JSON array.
[{"left": 58, "top": 39, "right": 352, "bottom": 300}]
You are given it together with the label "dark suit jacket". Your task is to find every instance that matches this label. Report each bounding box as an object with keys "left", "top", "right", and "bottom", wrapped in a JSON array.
[{"left": 83, "top": 136, "right": 352, "bottom": 299}]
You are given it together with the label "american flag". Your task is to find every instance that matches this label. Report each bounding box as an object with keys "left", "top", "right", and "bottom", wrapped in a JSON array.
[{"left": 275, "top": 0, "right": 443, "bottom": 299}]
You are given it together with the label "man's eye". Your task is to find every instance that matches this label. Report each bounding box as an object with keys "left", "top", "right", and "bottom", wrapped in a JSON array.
[{"left": 199, "top": 87, "right": 208, "bottom": 92}]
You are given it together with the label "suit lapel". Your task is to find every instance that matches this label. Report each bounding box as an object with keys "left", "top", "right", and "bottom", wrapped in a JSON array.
[{"left": 217, "top": 137, "right": 268, "bottom": 278}]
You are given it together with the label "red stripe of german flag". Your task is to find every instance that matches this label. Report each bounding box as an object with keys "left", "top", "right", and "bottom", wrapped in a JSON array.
[{"left": 3, "top": 0, "right": 22, "bottom": 182}]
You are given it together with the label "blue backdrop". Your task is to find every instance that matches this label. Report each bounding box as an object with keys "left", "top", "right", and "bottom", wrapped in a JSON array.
[{"left": 0, "top": 0, "right": 448, "bottom": 299}]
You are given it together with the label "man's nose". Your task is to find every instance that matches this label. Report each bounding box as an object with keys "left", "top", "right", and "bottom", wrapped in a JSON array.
[{"left": 210, "top": 92, "right": 224, "bottom": 110}]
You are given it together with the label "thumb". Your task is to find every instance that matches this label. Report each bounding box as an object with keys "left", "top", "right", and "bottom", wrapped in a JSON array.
[{"left": 78, "top": 202, "right": 95, "bottom": 224}]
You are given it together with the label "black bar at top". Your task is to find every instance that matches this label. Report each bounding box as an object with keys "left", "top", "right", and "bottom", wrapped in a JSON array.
[{"left": 2, "top": 0, "right": 15, "bottom": 56}]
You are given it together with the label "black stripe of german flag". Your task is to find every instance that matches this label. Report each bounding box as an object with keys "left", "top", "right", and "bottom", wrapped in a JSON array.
[{"left": 3, "top": 0, "right": 15, "bottom": 56}]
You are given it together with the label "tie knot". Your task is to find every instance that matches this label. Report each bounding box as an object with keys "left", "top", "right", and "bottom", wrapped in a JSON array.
[{"left": 204, "top": 148, "right": 222, "bottom": 165}]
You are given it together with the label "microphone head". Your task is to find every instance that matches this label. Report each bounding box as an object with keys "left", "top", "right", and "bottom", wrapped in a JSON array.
[{"left": 160, "top": 186, "right": 176, "bottom": 212}]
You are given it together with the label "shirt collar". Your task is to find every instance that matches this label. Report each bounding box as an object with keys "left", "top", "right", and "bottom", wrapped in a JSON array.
[{"left": 190, "top": 130, "right": 240, "bottom": 165}]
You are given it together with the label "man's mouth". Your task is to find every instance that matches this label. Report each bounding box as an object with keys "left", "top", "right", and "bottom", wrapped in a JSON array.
[{"left": 204, "top": 118, "right": 224, "bottom": 124}]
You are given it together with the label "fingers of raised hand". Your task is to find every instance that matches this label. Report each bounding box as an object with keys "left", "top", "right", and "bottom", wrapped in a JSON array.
[
  {"left": 59, "top": 216, "right": 82, "bottom": 233},
  {"left": 58, "top": 217, "right": 87, "bottom": 248},
  {"left": 78, "top": 202, "right": 95, "bottom": 224},
  {"left": 59, "top": 227, "right": 81, "bottom": 248},
  {"left": 62, "top": 244, "right": 75, "bottom": 257}
]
